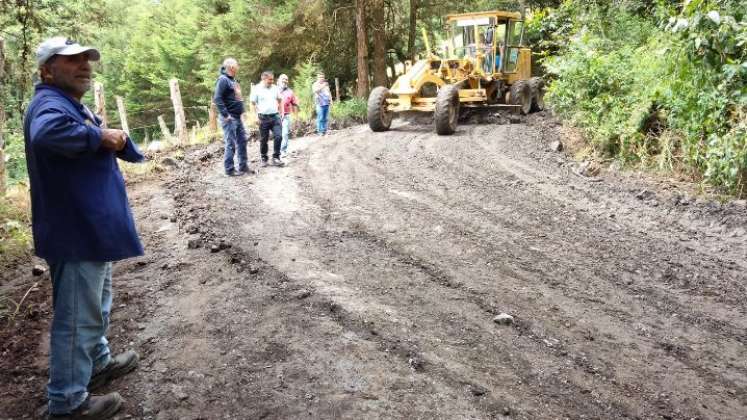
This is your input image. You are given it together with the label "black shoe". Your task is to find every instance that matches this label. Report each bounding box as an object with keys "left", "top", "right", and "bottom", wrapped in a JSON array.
[
  {"left": 271, "top": 157, "right": 285, "bottom": 167},
  {"left": 49, "top": 393, "right": 123, "bottom": 420},
  {"left": 225, "top": 169, "right": 237, "bottom": 177},
  {"left": 260, "top": 159, "right": 269, "bottom": 168},
  {"left": 88, "top": 350, "right": 139, "bottom": 391},
  {"left": 237, "top": 168, "right": 255, "bottom": 176}
]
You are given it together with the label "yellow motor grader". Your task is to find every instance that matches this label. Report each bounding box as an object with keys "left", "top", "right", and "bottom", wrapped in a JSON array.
[{"left": 368, "top": 10, "right": 545, "bottom": 135}]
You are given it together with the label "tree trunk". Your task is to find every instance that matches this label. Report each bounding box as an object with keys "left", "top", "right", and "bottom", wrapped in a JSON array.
[
  {"left": 355, "top": 0, "right": 370, "bottom": 98},
  {"left": 0, "top": 37, "right": 6, "bottom": 195},
  {"left": 388, "top": 55, "right": 397, "bottom": 81},
  {"left": 371, "top": 0, "right": 387, "bottom": 87},
  {"left": 407, "top": 0, "right": 418, "bottom": 61}
]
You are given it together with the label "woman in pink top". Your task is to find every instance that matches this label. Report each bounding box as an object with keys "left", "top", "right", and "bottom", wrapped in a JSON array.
[{"left": 278, "top": 74, "right": 299, "bottom": 158}]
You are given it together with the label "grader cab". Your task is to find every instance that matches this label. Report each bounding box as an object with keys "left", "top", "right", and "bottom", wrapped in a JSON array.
[{"left": 368, "top": 10, "right": 545, "bottom": 135}]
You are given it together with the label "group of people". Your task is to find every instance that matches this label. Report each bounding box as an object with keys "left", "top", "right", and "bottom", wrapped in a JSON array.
[
  {"left": 21, "top": 39, "right": 338, "bottom": 419},
  {"left": 214, "top": 57, "right": 334, "bottom": 176}
]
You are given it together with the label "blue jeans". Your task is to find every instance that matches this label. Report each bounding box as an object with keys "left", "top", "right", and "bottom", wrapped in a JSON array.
[
  {"left": 316, "top": 105, "right": 330, "bottom": 134},
  {"left": 221, "top": 116, "right": 248, "bottom": 173},
  {"left": 280, "top": 115, "right": 292, "bottom": 154},
  {"left": 47, "top": 261, "right": 113, "bottom": 415}
]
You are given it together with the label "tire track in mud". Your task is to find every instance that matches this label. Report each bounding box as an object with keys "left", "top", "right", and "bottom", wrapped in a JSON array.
[
  {"left": 113, "top": 117, "right": 745, "bottom": 420},
  {"left": 330, "top": 122, "right": 747, "bottom": 340},
  {"left": 226, "top": 138, "right": 672, "bottom": 416},
  {"left": 140, "top": 160, "right": 460, "bottom": 419},
  {"left": 315, "top": 124, "right": 746, "bottom": 327},
  {"left": 290, "top": 122, "right": 746, "bottom": 419},
  {"left": 173, "top": 151, "right": 537, "bottom": 419},
  {"left": 183, "top": 144, "right": 637, "bottom": 418}
]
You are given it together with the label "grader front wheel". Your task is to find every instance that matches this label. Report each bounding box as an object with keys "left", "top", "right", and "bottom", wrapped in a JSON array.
[
  {"left": 510, "top": 80, "right": 532, "bottom": 115},
  {"left": 529, "top": 77, "right": 546, "bottom": 112},
  {"left": 368, "top": 86, "right": 394, "bottom": 132},
  {"left": 435, "top": 84, "right": 460, "bottom": 135}
]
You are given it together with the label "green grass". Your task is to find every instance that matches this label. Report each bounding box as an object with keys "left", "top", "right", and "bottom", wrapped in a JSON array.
[{"left": 0, "top": 188, "right": 32, "bottom": 264}]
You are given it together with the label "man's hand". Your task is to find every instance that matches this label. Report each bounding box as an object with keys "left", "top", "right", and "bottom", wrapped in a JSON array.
[{"left": 100, "top": 129, "right": 127, "bottom": 152}]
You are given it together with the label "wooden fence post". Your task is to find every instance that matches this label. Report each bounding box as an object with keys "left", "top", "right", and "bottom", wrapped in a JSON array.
[
  {"left": 94, "top": 82, "right": 107, "bottom": 128},
  {"left": 208, "top": 101, "right": 218, "bottom": 134},
  {"left": 0, "top": 37, "right": 6, "bottom": 195},
  {"left": 169, "top": 78, "right": 187, "bottom": 144},
  {"left": 158, "top": 115, "right": 172, "bottom": 142},
  {"left": 115, "top": 96, "right": 129, "bottom": 136},
  {"left": 335, "top": 77, "right": 341, "bottom": 102}
]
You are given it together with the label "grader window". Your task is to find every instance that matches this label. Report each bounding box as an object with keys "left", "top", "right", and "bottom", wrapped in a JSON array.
[
  {"left": 503, "top": 19, "right": 525, "bottom": 73},
  {"left": 461, "top": 26, "right": 475, "bottom": 57},
  {"left": 507, "top": 20, "right": 524, "bottom": 46},
  {"left": 454, "top": 17, "right": 489, "bottom": 58}
]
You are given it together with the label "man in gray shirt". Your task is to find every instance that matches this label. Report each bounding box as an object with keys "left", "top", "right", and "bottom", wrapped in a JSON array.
[{"left": 250, "top": 71, "right": 284, "bottom": 167}]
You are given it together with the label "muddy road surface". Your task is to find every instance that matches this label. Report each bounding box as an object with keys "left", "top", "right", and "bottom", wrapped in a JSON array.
[{"left": 3, "top": 114, "right": 747, "bottom": 420}]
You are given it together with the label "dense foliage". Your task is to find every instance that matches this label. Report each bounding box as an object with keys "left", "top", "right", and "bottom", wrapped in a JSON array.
[
  {"left": 541, "top": 0, "right": 747, "bottom": 193},
  {"left": 1, "top": 0, "right": 745, "bottom": 194}
]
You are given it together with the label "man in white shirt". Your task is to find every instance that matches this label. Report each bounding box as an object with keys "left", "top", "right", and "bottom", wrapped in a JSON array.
[{"left": 250, "top": 71, "right": 285, "bottom": 167}]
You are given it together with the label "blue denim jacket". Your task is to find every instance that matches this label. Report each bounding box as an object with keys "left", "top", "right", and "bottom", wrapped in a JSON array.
[
  {"left": 23, "top": 84, "right": 145, "bottom": 262},
  {"left": 214, "top": 70, "right": 245, "bottom": 118}
]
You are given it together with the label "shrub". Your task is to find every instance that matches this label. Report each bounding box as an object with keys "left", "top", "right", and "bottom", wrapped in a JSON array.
[
  {"left": 0, "top": 188, "right": 32, "bottom": 263},
  {"left": 4, "top": 131, "right": 28, "bottom": 186},
  {"left": 542, "top": 0, "right": 747, "bottom": 194},
  {"left": 293, "top": 60, "right": 321, "bottom": 122},
  {"left": 544, "top": 10, "right": 667, "bottom": 158},
  {"left": 331, "top": 97, "right": 367, "bottom": 123}
]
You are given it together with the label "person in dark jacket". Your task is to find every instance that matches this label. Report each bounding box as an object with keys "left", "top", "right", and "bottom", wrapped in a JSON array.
[
  {"left": 213, "top": 58, "right": 250, "bottom": 176},
  {"left": 24, "top": 37, "right": 143, "bottom": 420}
]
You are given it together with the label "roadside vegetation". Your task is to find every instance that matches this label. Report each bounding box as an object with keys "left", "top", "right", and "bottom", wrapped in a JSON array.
[
  {"left": 0, "top": 187, "right": 31, "bottom": 264},
  {"left": 534, "top": 0, "right": 746, "bottom": 195}
]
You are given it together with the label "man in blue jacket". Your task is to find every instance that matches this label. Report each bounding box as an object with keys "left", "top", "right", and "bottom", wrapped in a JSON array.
[
  {"left": 213, "top": 57, "right": 250, "bottom": 176},
  {"left": 24, "top": 37, "right": 144, "bottom": 420}
]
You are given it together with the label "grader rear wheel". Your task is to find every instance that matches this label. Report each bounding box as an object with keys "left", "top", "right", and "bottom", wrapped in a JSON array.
[
  {"left": 434, "top": 84, "right": 460, "bottom": 135},
  {"left": 510, "top": 81, "right": 532, "bottom": 115},
  {"left": 529, "top": 77, "right": 546, "bottom": 112},
  {"left": 368, "top": 86, "right": 394, "bottom": 132}
]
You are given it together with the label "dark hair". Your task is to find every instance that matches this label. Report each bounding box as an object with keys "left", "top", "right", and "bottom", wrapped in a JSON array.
[
  {"left": 44, "top": 55, "right": 60, "bottom": 66},
  {"left": 261, "top": 71, "right": 274, "bottom": 79}
]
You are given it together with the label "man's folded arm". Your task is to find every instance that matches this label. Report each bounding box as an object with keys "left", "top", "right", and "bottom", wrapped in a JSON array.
[
  {"left": 116, "top": 136, "right": 145, "bottom": 163},
  {"left": 30, "top": 106, "right": 102, "bottom": 158},
  {"left": 214, "top": 78, "right": 230, "bottom": 118}
]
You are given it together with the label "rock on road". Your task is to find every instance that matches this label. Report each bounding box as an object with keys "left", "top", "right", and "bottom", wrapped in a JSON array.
[{"left": 96, "top": 115, "right": 747, "bottom": 419}]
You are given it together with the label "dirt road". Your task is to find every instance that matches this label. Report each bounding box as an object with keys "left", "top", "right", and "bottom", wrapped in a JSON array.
[{"left": 3, "top": 114, "right": 747, "bottom": 419}]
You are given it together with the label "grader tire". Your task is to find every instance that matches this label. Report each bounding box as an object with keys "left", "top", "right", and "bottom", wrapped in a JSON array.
[
  {"left": 368, "top": 86, "right": 394, "bottom": 132},
  {"left": 529, "top": 77, "right": 546, "bottom": 112},
  {"left": 434, "top": 84, "right": 460, "bottom": 135},
  {"left": 510, "top": 80, "right": 532, "bottom": 115}
]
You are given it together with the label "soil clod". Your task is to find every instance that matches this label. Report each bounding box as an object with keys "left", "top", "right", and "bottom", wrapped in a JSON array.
[{"left": 493, "top": 313, "right": 514, "bottom": 325}]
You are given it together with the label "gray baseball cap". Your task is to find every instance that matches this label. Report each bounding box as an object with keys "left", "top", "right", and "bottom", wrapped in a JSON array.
[{"left": 36, "top": 37, "right": 101, "bottom": 66}]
